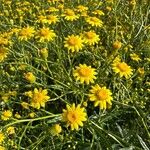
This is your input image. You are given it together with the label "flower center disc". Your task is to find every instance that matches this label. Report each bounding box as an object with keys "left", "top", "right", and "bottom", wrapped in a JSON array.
[
  {"left": 40, "top": 30, "right": 49, "bottom": 36},
  {"left": 79, "top": 68, "right": 91, "bottom": 77},
  {"left": 68, "top": 38, "right": 77, "bottom": 46},
  {"left": 86, "top": 32, "right": 94, "bottom": 39},
  {"left": 117, "top": 63, "right": 128, "bottom": 72},
  {"left": 96, "top": 90, "right": 108, "bottom": 100},
  {"left": 66, "top": 10, "right": 74, "bottom": 16},
  {"left": 67, "top": 112, "right": 77, "bottom": 123},
  {"left": 33, "top": 93, "right": 43, "bottom": 102}
]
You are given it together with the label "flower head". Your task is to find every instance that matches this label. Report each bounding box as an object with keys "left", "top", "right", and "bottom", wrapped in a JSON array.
[
  {"left": 62, "top": 103, "right": 87, "bottom": 130},
  {"left": 18, "top": 26, "right": 35, "bottom": 41},
  {"left": 1, "top": 110, "right": 12, "bottom": 120},
  {"left": 73, "top": 64, "right": 97, "bottom": 84},
  {"left": 36, "top": 28, "right": 56, "bottom": 42},
  {"left": 76, "top": 5, "right": 88, "bottom": 12},
  {"left": 89, "top": 84, "right": 113, "bottom": 109},
  {"left": 62, "top": 9, "right": 79, "bottom": 21},
  {"left": 130, "top": 53, "right": 141, "bottom": 62},
  {"left": 64, "top": 35, "right": 84, "bottom": 52},
  {"left": 25, "top": 88, "right": 50, "bottom": 109},
  {"left": 46, "top": 15, "right": 59, "bottom": 24},
  {"left": 112, "top": 58, "right": 133, "bottom": 78},
  {"left": 82, "top": 30, "right": 100, "bottom": 45},
  {"left": 86, "top": 16, "right": 103, "bottom": 27},
  {"left": 6, "top": 126, "right": 15, "bottom": 135}
]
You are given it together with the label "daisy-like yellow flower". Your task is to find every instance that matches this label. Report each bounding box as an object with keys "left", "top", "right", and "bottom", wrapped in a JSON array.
[
  {"left": 62, "top": 9, "right": 79, "bottom": 21},
  {"left": 1, "top": 110, "right": 12, "bottom": 121},
  {"left": 130, "top": 53, "right": 141, "bottom": 62},
  {"left": 86, "top": 16, "right": 103, "bottom": 27},
  {"left": 0, "top": 132, "right": 5, "bottom": 144},
  {"left": 18, "top": 26, "right": 35, "bottom": 41},
  {"left": 6, "top": 126, "right": 15, "bottom": 135},
  {"left": 75, "top": 5, "right": 88, "bottom": 12},
  {"left": 46, "top": 15, "right": 59, "bottom": 25},
  {"left": 25, "top": 88, "right": 50, "bottom": 109},
  {"left": 62, "top": 103, "right": 87, "bottom": 130},
  {"left": 89, "top": 84, "right": 113, "bottom": 109},
  {"left": 36, "top": 28, "right": 56, "bottom": 42},
  {"left": 37, "top": 15, "right": 47, "bottom": 24},
  {"left": 73, "top": 64, "right": 97, "bottom": 84},
  {"left": 0, "top": 47, "right": 8, "bottom": 62},
  {"left": 64, "top": 35, "right": 84, "bottom": 52},
  {"left": 112, "top": 57, "right": 133, "bottom": 78},
  {"left": 82, "top": 30, "right": 100, "bottom": 45}
]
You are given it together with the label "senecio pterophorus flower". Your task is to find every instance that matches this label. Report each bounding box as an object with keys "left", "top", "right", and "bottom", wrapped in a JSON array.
[
  {"left": 89, "top": 84, "right": 113, "bottom": 109},
  {"left": 85, "top": 16, "right": 103, "bottom": 27},
  {"left": 62, "top": 9, "right": 79, "bottom": 21},
  {"left": 18, "top": 26, "right": 35, "bottom": 41},
  {"left": 25, "top": 88, "right": 50, "bottom": 109},
  {"left": 64, "top": 35, "right": 84, "bottom": 52},
  {"left": 73, "top": 64, "right": 97, "bottom": 84},
  {"left": 62, "top": 103, "right": 87, "bottom": 130},
  {"left": 1, "top": 110, "right": 12, "bottom": 121},
  {"left": 112, "top": 57, "right": 133, "bottom": 79},
  {"left": 82, "top": 30, "right": 100, "bottom": 45},
  {"left": 36, "top": 27, "right": 56, "bottom": 42}
]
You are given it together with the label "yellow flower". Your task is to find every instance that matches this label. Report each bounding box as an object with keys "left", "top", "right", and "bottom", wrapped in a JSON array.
[
  {"left": 26, "top": 88, "right": 50, "bottom": 109},
  {"left": 89, "top": 84, "right": 113, "bottom": 109},
  {"left": 113, "top": 41, "right": 122, "bottom": 49},
  {"left": 73, "top": 64, "right": 97, "bottom": 84},
  {"left": 130, "top": 53, "right": 141, "bottom": 62},
  {"left": 62, "top": 9, "right": 79, "bottom": 21},
  {"left": 112, "top": 58, "right": 133, "bottom": 78},
  {"left": 82, "top": 31, "right": 100, "bottom": 45},
  {"left": 62, "top": 103, "right": 87, "bottom": 130},
  {"left": 36, "top": 28, "right": 56, "bottom": 42},
  {"left": 0, "top": 47, "right": 8, "bottom": 62},
  {"left": 75, "top": 5, "right": 88, "bottom": 12},
  {"left": 0, "top": 132, "right": 5, "bottom": 144},
  {"left": 50, "top": 124, "right": 62, "bottom": 136},
  {"left": 92, "top": 10, "right": 105, "bottom": 16},
  {"left": 1, "top": 110, "right": 12, "bottom": 120},
  {"left": 37, "top": 15, "right": 47, "bottom": 24},
  {"left": 86, "top": 16, "right": 103, "bottom": 27},
  {"left": 24, "top": 72, "right": 36, "bottom": 83},
  {"left": 46, "top": 15, "right": 59, "bottom": 24},
  {"left": 6, "top": 126, "right": 15, "bottom": 135},
  {"left": 64, "top": 35, "right": 84, "bottom": 52},
  {"left": 18, "top": 26, "right": 35, "bottom": 41}
]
